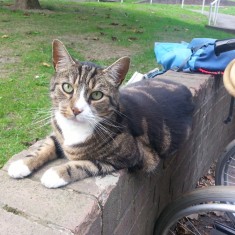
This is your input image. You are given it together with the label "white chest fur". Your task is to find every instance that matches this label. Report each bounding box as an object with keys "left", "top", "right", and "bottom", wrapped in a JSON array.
[{"left": 55, "top": 111, "right": 95, "bottom": 146}]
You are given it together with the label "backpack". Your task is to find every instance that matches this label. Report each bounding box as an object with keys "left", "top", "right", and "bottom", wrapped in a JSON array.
[{"left": 154, "top": 38, "right": 235, "bottom": 75}]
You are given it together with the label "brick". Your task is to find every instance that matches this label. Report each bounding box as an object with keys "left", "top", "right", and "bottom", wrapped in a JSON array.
[
  {"left": 0, "top": 207, "right": 69, "bottom": 235},
  {"left": 3, "top": 144, "right": 123, "bottom": 203},
  {"left": 0, "top": 171, "right": 101, "bottom": 235}
]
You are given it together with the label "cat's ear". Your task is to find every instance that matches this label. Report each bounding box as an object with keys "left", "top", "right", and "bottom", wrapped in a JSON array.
[
  {"left": 52, "top": 39, "right": 75, "bottom": 72},
  {"left": 104, "top": 57, "right": 130, "bottom": 87}
]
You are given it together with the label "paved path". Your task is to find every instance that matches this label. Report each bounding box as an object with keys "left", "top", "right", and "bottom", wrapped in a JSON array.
[
  {"left": 197, "top": 10, "right": 235, "bottom": 34},
  {"left": 211, "top": 12, "right": 235, "bottom": 33}
]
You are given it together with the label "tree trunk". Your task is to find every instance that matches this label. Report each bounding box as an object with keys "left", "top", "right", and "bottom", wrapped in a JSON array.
[{"left": 14, "top": 0, "right": 41, "bottom": 10}]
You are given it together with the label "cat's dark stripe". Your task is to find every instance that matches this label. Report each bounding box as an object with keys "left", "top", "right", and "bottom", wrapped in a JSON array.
[
  {"left": 90, "top": 160, "right": 103, "bottom": 173},
  {"left": 128, "top": 159, "right": 144, "bottom": 172},
  {"left": 74, "top": 164, "right": 94, "bottom": 177},
  {"left": 52, "top": 119, "right": 63, "bottom": 135},
  {"left": 74, "top": 66, "right": 82, "bottom": 85},
  {"left": 86, "top": 74, "right": 95, "bottom": 89},
  {"left": 106, "top": 95, "right": 117, "bottom": 108},
  {"left": 50, "top": 136, "right": 65, "bottom": 158},
  {"left": 50, "top": 82, "right": 59, "bottom": 92},
  {"left": 102, "top": 160, "right": 122, "bottom": 171},
  {"left": 79, "top": 65, "right": 94, "bottom": 84},
  {"left": 66, "top": 165, "right": 72, "bottom": 177},
  {"left": 81, "top": 67, "right": 90, "bottom": 82},
  {"left": 86, "top": 68, "right": 98, "bottom": 86},
  {"left": 25, "top": 154, "right": 35, "bottom": 158},
  {"left": 88, "top": 77, "right": 96, "bottom": 90},
  {"left": 75, "top": 164, "right": 82, "bottom": 171},
  {"left": 84, "top": 167, "right": 94, "bottom": 177}
]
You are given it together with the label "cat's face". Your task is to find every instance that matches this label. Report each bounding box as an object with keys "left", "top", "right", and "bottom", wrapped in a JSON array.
[{"left": 50, "top": 40, "right": 130, "bottom": 125}]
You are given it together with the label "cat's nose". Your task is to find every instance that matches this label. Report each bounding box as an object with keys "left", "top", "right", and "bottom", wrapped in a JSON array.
[{"left": 72, "top": 107, "right": 82, "bottom": 116}]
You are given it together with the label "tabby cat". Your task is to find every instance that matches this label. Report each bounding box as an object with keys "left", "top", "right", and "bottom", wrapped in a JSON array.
[{"left": 8, "top": 40, "right": 194, "bottom": 188}]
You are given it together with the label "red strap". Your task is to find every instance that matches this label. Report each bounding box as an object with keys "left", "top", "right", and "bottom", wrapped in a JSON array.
[{"left": 198, "top": 68, "right": 224, "bottom": 75}]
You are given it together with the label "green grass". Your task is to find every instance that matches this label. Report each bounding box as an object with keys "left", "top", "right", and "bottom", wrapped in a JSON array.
[
  {"left": 219, "top": 6, "right": 235, "bottom": 15},
  {"left": 0, "top": 0, "right": 234, "bottom": 167}
]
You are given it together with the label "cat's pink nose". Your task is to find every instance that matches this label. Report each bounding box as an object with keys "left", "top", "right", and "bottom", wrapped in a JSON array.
[{"left": 72, "top": 107, "right": 82, "bottom": 116}]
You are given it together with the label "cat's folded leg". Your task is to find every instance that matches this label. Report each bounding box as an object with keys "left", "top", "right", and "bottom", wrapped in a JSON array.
[
  {"left": 8, "top": 136, "right": 59, "bottom": 179},
  {"left": 41, "top": 160, "right": 117, "bottom": 188}
]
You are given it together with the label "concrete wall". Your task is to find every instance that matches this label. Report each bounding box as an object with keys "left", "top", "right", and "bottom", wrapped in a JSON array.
[{"left": 1, "top": 71, "right": 235, "bottom": 235}]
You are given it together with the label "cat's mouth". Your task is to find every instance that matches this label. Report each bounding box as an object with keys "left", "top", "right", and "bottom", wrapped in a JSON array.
[
  {"left": 63, "top": 111, "right": 97, "bottom": 125},
  {"left": 64, "top": 113, "right": 87, "bottom": 123},
  {"left": 57, "top": 107, "right": 99, "bottom": 125}
]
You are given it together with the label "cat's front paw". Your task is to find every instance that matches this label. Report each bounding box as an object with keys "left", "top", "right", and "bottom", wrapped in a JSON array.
[
  {"left": 41, "top": 169, "right": 68, "bottom": 188},
  {"left": 8, "top": 159, "right": 32, "bottom": 179}
]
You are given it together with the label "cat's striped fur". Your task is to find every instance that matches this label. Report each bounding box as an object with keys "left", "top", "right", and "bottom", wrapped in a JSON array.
[{"left": 8, "top": 40, "right": 194, "bottom": 188}]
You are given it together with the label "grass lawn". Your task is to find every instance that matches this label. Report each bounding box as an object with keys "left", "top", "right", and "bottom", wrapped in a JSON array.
[
  {"left": 219, "top": 6, "right": 235, "bottom": 15},
  {"left": 0, "top": 0, "right": 234, "bottom": 167}
]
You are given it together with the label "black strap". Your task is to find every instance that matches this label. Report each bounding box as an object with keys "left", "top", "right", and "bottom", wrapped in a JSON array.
[
  {"left": 224, "top": 96, "right": 235, "bottom": 124},
  {"left": 215, "top": 38, "right": 235, "bottom": 56}
]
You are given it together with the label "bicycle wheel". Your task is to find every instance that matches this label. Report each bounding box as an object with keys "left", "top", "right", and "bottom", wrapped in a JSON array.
[
  {"left": 215, "top": 139, "right": 235, "bottom": 186},
  {"left": 215, "top": 140, "right": 235, "bottom": 223},
  {"left": 154, "top": 186, "right": 235, "bottom": 235}
]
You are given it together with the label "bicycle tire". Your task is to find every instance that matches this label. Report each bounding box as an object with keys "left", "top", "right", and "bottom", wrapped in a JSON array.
[
  {"left": 215, "top": 139, "right": 235, "bottom": 186},
  {"left": 154, "top": 186, "right": 235, "bottom": 235},
  {"left": 215, "top": 140, "right": 235, "bottom": 222}
]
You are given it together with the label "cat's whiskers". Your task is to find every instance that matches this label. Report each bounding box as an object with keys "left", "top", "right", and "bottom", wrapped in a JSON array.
[
  {"left": 94, "top": 121, "right": 119, "bottom": 146},
  {"left": 32, "top": 115, "right": 52, "bottom": 125},
  {"left": 113, "top": 109, "right": 131, "bottom": 121},
  {"left": 102, "top": 117, "right": 124, "bottom": 130},
  {"left": 33, "top": 108, "right": 56, "bottom": 116},
  {"left": 95, "top": 124, "right": 115, "bottom": 145},
  {"left": 30, "top": 108, "right": 55, "bottom": 130},
  {"left": 81, "top": 116, "right": 111, "bottom": 144},
  {"left": 83, "top": 115, "right": 118, "bottom": 146},
  {"left": 32, "top": 120, "right": 52, "bottom": 130},
  {"left": 93, "top": 126, "right": 109, "bottom": 143}
]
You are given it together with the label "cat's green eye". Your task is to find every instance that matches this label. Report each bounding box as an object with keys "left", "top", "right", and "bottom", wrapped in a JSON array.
[
  {"left": 90, "top": 91, "right": 103, "bottom": 101},
  {"left": 62, "top": 83, "right": 74, "bottom": 94}
]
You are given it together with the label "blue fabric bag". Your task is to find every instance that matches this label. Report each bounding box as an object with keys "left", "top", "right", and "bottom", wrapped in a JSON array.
[
  {"left": 154, "top": 41, "right": 191, "bottom": 71},
  {"left": 154, "top": 38, "right": 235, "bottom": 75}
]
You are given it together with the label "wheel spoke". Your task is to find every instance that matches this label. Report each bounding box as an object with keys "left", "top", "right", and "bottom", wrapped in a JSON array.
[
  {"left": 185, "top": 217, "right": 201, "bottom": 235},
  {"left": 225, "top": 173, "right": 235, "bottom": 179}
]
